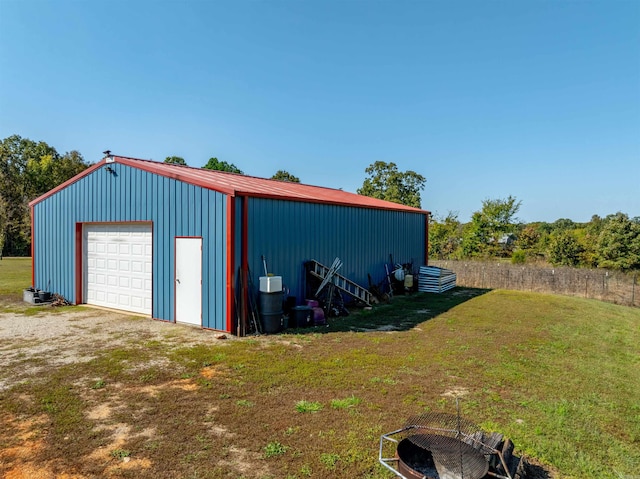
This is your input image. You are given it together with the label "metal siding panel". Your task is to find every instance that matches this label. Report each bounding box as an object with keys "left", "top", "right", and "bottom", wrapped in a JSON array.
[
  {"left": 60, "top": 188, "right": 69, "bottom": 296},
  {"left": 201, "top": 189, "right": 210, "bottom": 327},
  {"left": 182, "top": 183, "right": 188, "bottom": 234},
  {"left": 162, "top": 177, "right": 171, "bottom": 320},
  {"left": 247, "top": 199, "right": 426, "bottom": 302},
  {"left": 187, "top": 185, "right": 192, "bottom": 234},
  {"left": 166, "top": 178, "right": 176, "bottom": 321},
  {"left": 153, "top": 174, "right": 164, "bottom": 319},
  {"left": 193, "top": 185, "right": 201, "bottom": 236},
  {"left": 235, "top": 197, "right": 242, "bottom": 272},
  {"left": 138, "top": 169, "right": 144, "bottom": 219},
  {"left": 216, "top": 194, "right": 224, "bottom": 329},
  {"left": 120, "top": 164, "right": 127, "bottom": 220}
]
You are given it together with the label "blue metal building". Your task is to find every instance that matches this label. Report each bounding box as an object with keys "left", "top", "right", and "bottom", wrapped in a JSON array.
[{"left": 29, "top": 154, "right": 430, "bottom": 334}]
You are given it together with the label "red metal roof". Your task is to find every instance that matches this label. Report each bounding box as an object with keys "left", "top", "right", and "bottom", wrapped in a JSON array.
[{"left": 31, "top": 155, "right": 429, "bottom": 214}]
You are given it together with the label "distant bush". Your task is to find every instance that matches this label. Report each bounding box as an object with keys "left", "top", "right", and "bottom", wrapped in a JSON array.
[{"left": 511, "top": 250, "right": 526, "bottom": 264}]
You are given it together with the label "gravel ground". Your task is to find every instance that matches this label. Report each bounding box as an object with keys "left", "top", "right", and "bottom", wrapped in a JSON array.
[{"left": 0, "top": 307, "right": 233, "bottom": 392}]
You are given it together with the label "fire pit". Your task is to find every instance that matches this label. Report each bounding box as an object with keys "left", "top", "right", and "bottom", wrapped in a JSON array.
[
  {"left": 379, "top": 412, "right": 526, "bottom": 479},
  {"left": 396, "top": 434, "right": 488, "bottom": 479}
]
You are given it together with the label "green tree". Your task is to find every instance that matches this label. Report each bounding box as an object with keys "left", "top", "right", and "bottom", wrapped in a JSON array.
[
  {"left": 0, "top": 135, "right": 90, "bottom": 256},
  {"left": 581, "top": 215, "right": 605, "bottom": 267},
  {"left": 0, "top": 192, "right": 7, "bottom": 256},
  {"left": 547, "top": 230, "right": 584, "bottom": 267},
  {"left": 357, "top": 161, "right": 425, "bottom": 208},
  {"left": 164, "top": 156, "right": 187, "bottom": 166},
  {"left": 552, "top": 218, "right": 576, "bottom": 231},
  {"left": 595, "top": 213, "right": 640, "bottom": 271},
  {"left": 56, "top": 151, "right": 88, "bottom": 185},
  {"left": 429, "top": 212, "right": 462, "bottom": 259},
  {"left": 24, "top": 150, "right": 88, "bottom": 198},
  {"left": 516, "top": 224, "right": 541, "bottom": 253},
  {"left": 0, "top": 135, "right": 51, "bottom": 255},
  {"left": 461, "top": 196, "right": 521, "bottom": 258},
  {"left": 271, "top": 170, "right": 300, "bottom": 182},
  {"left": 202, "top": 157, "right": 243, "bottom": 174}
]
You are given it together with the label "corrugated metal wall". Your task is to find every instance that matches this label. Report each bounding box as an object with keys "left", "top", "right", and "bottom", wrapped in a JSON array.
[
  {"left": 32, "top": 163, "right": 228, "bottom": 330},
  {"left": 246, "top": 198, "right": 426, "bottom": 303}
]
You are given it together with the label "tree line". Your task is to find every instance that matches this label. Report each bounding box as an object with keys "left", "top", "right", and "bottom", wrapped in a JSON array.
[
  {"left": 1, "top": 135, "right": 425, "bottom": 257},
  {"left": 0, "top": 135, "right": 91, "bottom": 256},
  {"left": 429, "top": 197, "right": 640, "bottom": 272},
  {"left": 5, "top": 135, "right": 636, "bottom": 271}
]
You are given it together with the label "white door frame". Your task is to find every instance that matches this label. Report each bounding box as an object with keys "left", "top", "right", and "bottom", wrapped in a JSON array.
[{"left": 174, "top": 237, "right": 202, "bottom": 326}]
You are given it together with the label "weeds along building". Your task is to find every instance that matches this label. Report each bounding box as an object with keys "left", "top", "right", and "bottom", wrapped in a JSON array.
[{"left": 29, "top": 154, "right": 430, "bottom": 334}]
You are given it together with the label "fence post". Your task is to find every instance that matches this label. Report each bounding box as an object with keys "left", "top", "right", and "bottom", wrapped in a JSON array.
[
  {"left": 585, "top": 275, "right": 588, "bottom": 298},
  {"left": 633, "top": 274, "right": 637, "bottom": 307}
]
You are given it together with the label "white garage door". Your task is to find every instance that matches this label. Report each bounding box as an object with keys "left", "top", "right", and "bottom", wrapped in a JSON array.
[{"left": 84, "top": 224, "right": 152, "bottom": 315}]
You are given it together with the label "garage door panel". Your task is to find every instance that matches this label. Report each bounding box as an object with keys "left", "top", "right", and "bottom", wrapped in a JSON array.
[
  {"left": 131, "top": 297, "right": 144, "bottom": 309},
  {"left": 84, "top": 224, "right": 152, "bottom": 315}
]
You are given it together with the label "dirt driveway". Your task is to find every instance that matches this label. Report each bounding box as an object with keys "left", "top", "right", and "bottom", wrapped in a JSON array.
[
  {"left": 0, "top": 308, "right": 253, "bottom": 479},
  {"left": 0, "top": 308, "right": 233, "bottom": 392}
]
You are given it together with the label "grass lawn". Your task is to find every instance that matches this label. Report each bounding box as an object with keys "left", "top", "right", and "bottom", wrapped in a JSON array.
[
  {"left": 0, "top": 257, "right": 31, "bottom": 298},
  {"left": 0, "top": 257, "right": 78, "bottom": 315},
  {"left": 1, "top": 257, "right": 639, "bottom": 478}
]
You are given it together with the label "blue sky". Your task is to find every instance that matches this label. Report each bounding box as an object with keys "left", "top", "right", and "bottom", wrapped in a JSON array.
[{"left": 1, "top": 0, "right": 638, "bottom": 223}]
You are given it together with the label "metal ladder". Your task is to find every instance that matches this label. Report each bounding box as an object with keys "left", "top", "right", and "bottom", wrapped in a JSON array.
[{"left": 308, "top": 259, "right": 372, "bottom": 306}]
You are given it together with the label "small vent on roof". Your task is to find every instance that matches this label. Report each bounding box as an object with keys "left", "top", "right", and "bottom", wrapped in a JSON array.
[{"left": 103, "top": 150, "right": 114, "bottom": 163}]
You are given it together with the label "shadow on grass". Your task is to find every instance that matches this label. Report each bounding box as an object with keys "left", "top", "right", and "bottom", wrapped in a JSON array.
[{"left": 286, "top": 287, "right": 491, "bottom": 335}]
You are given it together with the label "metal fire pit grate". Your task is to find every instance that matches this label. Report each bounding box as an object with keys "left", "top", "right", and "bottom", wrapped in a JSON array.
[
  {"left": 404, "top": 412, "right": 493, "bottom": 454},
  {"left": 379, "top": 411, "right": 514, "bottom": 479}
]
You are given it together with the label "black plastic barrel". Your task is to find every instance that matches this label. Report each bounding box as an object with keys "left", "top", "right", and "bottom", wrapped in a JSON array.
[
  {"left": 260, "top": 312, "right": 283, "bottom": 334},
  {"left": 259, "top": 292, "right": 284, "bottom": 334},
  {"left": 260, "top": 291, "right": 283, "bottom": 313}
]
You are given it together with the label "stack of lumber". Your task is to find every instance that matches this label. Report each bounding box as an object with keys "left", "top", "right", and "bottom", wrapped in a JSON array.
[{"left": 418, "top": 266, "right": 456, "bottom": 293}]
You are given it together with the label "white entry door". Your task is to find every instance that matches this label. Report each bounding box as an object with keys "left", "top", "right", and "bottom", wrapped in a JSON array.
[
  {"left": 175, "top": 237, "right": 202, "bottom": 326},
  {"left": 84, "top": 223, "right": 152, "bottom": 315}
]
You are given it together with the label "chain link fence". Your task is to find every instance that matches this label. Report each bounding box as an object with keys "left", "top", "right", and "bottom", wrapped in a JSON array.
[{"left": 429, "top": 260, "right": 639, "bottom": 308}]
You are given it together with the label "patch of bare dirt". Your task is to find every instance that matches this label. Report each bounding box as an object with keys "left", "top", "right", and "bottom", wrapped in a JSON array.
[{"left": 0, "top": 413, "right": 84, "bottom": 479}]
